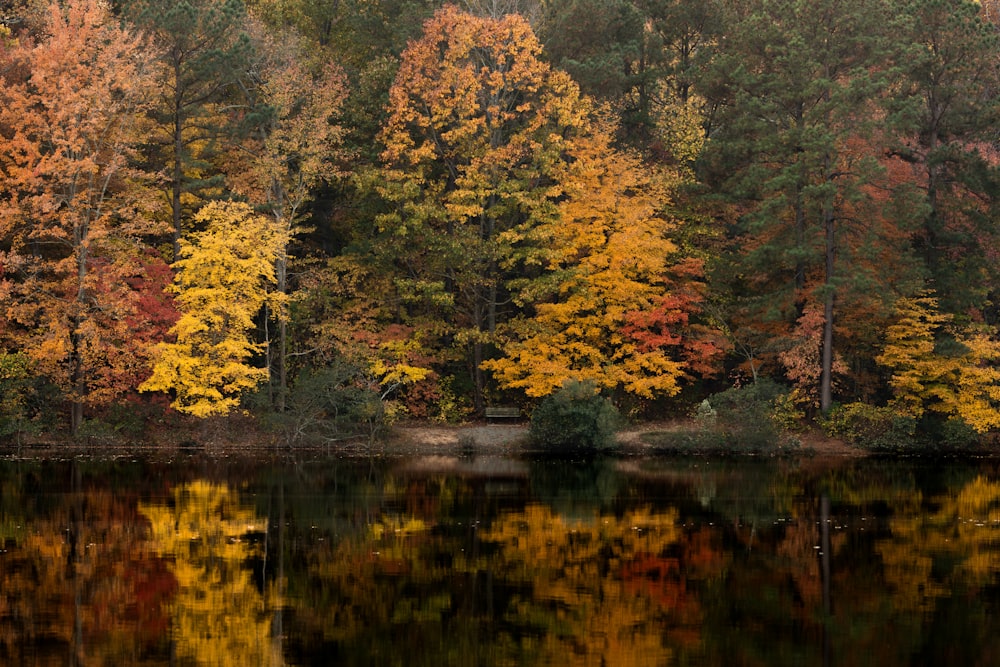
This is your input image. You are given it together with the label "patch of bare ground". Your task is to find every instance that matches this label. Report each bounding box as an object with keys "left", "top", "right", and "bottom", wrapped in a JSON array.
[
  {"left": 385, "top": 422, "right": 529, "bottom": 455},
  {"left": 389, "top": 419, "right": 865, "bottom": 458}
]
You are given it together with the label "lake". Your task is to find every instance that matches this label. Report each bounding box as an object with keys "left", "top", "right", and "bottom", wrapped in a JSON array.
[{"left": 1, "top": 450, "right": 999, "bottom": 666}]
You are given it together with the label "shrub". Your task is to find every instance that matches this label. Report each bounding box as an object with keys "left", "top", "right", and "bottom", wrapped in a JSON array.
[
  {"left": 265, "top": 363, "right": 388, "bottom": 447},
  {"left": 927, "top": 415, "right": 981, "bottom": 451},
  {"left": 0, "top": 351, "right": 33, "bottom": 438},
  {"left": 819, "top": 402, "right": 917, "bottom": 451},
  {"left": 703, "top": 379, "right": 798, "bottom": 453},
  {"left": 529, "top": 380, "right": 620, "bottom": 452}
]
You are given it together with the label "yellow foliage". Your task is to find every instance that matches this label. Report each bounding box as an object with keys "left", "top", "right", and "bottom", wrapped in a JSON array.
[
  {"left": 484, "top": 124, "right": 688, "bottom": 398},
  {"left": 481, "top": 504, "right": 681, "bottom": 666},
  {"left": 369, "top": 338, "right": 432, "bottom": 390},
  {"left": 879, "top": 475, "right": 1000, "bottom": 615},
  {"left": 140, "top": 481, "right": 275, "bottom": 667},
  {"left": 375, "top": 5, "right": 596, "bottom": 374},
  {"left": 877, "top": 292, "right": 1000, "bottom": 431},
  {"left": 653, "top": 95, "right": 708, "bottom": 179},
  {"left": 141, "top": 201, "right": 289, "bottom": 416}
]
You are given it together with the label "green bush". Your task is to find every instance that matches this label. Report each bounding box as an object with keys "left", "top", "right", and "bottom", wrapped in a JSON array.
[
  {"left": 819, "top": 402, "right": 917, "bottom": 451},
  {"left": 927, "top": 415, "right": 981, "bottom": 451},
  {"left": 702, "top": 379, "right": 798, "bottom": 453},
  {"left": 263, "top": 363, "right": 388, "bottom": 447},
  {"left": 529, "top": 380, "right": 620, "bottom": 451}
]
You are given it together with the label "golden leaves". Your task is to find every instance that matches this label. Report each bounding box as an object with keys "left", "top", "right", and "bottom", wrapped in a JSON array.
[
  {"left": 141, "top": 202, "right": 288, "bottom": 416},
  {"left": 485, "top": 127, "right": 693, "bottom": 398},
  {"left": 141, "top": 481, "right": 273, "bottom": 667},
  {"left": 877, "top": 291, "right": 1000, "bottom": 431}
]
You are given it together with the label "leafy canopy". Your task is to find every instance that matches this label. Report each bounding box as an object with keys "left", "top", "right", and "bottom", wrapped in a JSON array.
[{"left": 140, "top": 201, "right": 288, "bottom": 417}]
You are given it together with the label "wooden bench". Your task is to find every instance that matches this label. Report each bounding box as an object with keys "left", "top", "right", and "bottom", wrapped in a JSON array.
[{"left": 484, "top": 406, "right": 521, "bottom": 422}]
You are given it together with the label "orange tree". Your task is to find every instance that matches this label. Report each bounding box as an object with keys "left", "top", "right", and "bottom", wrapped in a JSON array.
[
  {"left": 0, "top": 0, "right": 165, "bottom": 433},
  {"left": 373, "top": 4, "right": 715, "bottom": 410}
]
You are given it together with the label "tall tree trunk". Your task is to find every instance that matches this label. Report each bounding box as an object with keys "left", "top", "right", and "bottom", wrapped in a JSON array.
[
  {"left": 820, "top": 203, "right": 835, "bottom": 412},
  {"left": 275, "top": 254, "right": 288, "bottom": 413},
  {"left": 172, "top": 59, "right": 184, "bottom": 259},
  {"left": 71, "top": 242, "right": 88, "bottom": 436}
]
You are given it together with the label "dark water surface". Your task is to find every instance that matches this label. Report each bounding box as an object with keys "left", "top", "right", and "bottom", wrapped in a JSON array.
[{"left": 2, "top": 451, "right": 1000, "bottom": 666}]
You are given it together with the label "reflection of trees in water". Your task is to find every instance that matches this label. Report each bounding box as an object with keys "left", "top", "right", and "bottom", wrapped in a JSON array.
[
  {"left": 0, "top": 463, "right": 176, "bottom": 665},
  {"left": 141, "top": 480, "right": 280, "bottom": 667},
  {"left": 6, "top": 459, "right": 1000, "bottom": 664},
  {"left": 481, "top": 503, "right": 696, "bottom": 666}
]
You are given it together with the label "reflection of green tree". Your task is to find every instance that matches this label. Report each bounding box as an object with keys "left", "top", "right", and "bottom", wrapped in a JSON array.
[{"left": 140, "top": 480, "right": 278, "bottom": 667}]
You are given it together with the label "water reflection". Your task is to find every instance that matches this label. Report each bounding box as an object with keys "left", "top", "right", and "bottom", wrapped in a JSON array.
[
  {"left": 1, "top": 455, "right": 1000, "bottom": 665},
  {"left": 140, "top": 481, "right": 277, "bottom": 666}
]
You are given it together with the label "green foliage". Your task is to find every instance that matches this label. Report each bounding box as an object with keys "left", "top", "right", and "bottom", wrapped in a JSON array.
[
  {"left": 647, "top": 379, "right": 802, "bottom": 454},
  {"left": 267, "top": 363, "right": 389, "bottom": 447},
  {"left": 703, "top": 379, "right": 798, "bottom": 452},
  {"left": 529, "top": 380, "right": 621, "bottom": 451},
  {"left": 0, "top": 351, "right": 33, "bottom": 438},
  {"left": 931, "top": 416, "right": 981, "bottom": 451},
  {"left": 820, "top": 402, "right": 918, "bottom": 451}
]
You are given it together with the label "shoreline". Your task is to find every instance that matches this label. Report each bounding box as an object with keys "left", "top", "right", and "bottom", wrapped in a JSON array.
[
  {"left": 7, "top": 417, "right": 999, "bottom": 460},
  {"left": 0, "top": 418, "right": 868, "bottom": 460}
]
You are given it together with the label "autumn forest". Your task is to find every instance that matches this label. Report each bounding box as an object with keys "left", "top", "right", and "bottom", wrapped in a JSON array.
[{"left": 3, "top": 0, "right": 1000, "bottom": 443}]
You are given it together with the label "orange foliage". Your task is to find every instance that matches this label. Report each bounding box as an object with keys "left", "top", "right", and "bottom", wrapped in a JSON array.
[{"left": 0, "top": 0, "right": 164, "bottom": 425}]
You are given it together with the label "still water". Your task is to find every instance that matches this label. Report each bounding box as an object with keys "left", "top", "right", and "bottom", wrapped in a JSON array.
[{"left": 1, "top": 451, "right": 1000, "bottom": 666}]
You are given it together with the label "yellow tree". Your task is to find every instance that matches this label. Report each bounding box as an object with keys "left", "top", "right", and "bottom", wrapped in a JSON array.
[
  {"left": 375, "top": 4, "right": 593, "bottom": 409},
  {"left": 377, "top": 4, "right": 715, "bottom": 407},
  {"left": 140, "top": 481, "right": 274, "bottom": 667},
  {"left": 877, "top": 292, "right": 1000, "bottom": 432},
  {"left": 484, "top": 121, "right": 719, "bottom": 399},
  {"left": 0, "top": 0, "right": 163, "bottom": 433},
  {"left": 141, "top": 201, "right": 288, "bottom": 416},
  {"left": 481, "top": 503, "right": 683, "bottom": 665}
]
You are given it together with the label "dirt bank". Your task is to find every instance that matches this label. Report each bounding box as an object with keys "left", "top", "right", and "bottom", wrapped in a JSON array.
[
  {"left": 386, "top": 420, "right": 864, "bottom": 458},
  {"left": 1, "top": 418, "right": 863, "bottom": 459}
]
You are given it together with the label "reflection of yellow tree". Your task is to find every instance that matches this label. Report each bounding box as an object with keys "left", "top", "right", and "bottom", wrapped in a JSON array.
[
  {"left": 141, "top": 480, "right": 278, "bottom": 667},
  {"left": 879, "top": 476, "right": 1000, "bottom": 612},
  {"left": 481, "top": 504, "right": 683, "bottom": 667}
]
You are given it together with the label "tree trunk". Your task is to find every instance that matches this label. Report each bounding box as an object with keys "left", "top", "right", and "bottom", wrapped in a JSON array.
[
  {"left": 275, "top": 254, "right": 288, "bottom": 413},
  {"left": 171, "top": 59, "right": 184, "bottom": 259},
  {"left": 820, "top": 204, "right": 835, "bottom": 412}
]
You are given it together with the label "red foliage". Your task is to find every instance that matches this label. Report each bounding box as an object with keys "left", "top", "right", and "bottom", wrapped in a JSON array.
[{"left": 621, "top": 258, "right": 726, "bottom": 378}]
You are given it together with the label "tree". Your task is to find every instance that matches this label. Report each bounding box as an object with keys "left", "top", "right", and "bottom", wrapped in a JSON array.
[
  {"left": 124, "top": 0, "right": 252, "bottom": 257},
  {"left": 483, "top": 122, "right": 721, "bottom": 399},
  {"left": 228, "top": 20, "right": 350, "bottom": 412},
  {"left": 375, "top": 4, "right": 596, "bottom": 409},
  {"left": 877, "top": 292, "right": 1000, "bottom": 432},
  {"left": 140, "top": 481, "right": 272, "bottom": 666},
  {"left": 537, "top": 0, "right": 645, "bottom": 105},
  {"left": 701, "top": 0, "right": 906, "bottom": 411},
  {"left": 888, "top": 0, "right": 1000, "bottom": 317},
  {"left": 537, "top": 0, "right": 723, "bottom": 151},
  {"left": 0, "top": 0, "right": 164, "bottom": 433},
  {"left": 140, "top": 201, "right": 288, "bottom": 417}
]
